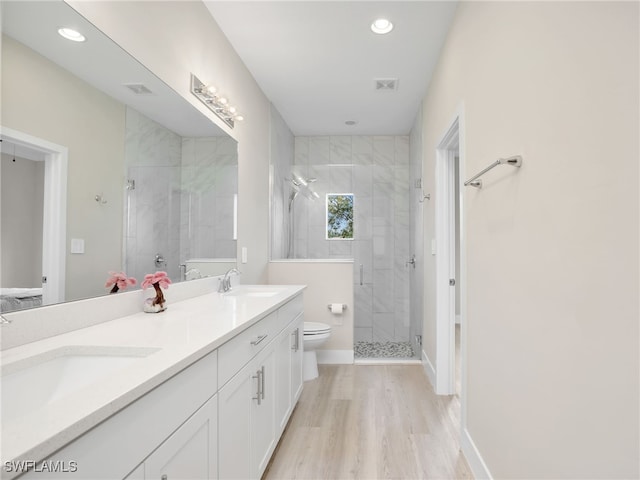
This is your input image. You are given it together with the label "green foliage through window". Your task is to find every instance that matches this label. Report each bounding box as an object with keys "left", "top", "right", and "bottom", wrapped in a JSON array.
[{"left": 327, "top": 194, "right": 354, "bottom": 239}]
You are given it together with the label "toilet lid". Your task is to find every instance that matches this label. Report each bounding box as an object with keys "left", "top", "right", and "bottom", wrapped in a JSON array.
[{"left": 304, "top": 322, "right": 331, "bottom": 334}]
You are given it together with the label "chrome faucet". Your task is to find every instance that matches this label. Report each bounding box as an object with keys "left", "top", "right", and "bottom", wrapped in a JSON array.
[{"left": 218, "top": 268, "right": 241, "bottom": 293}]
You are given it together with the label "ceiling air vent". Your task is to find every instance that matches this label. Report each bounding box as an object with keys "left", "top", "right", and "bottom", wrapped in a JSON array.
[
  {"left": 123, "top": 83, "right": 153, "bottom": 95},
  {"left": 374, "top": 78, "right": 398, "bottom": 91}
]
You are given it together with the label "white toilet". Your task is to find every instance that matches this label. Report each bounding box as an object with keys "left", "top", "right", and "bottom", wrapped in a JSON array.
[{"left": 303, "top": 322, "right": 331, "bottom": 381}]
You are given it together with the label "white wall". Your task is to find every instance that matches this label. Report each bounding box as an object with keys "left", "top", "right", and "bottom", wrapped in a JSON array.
[
  {"left": 1, "top": 35, "right": 126, "bottom": 301},
  {"left": 420, "top": 2, "right": 639, "bottom": 478},
  {"left": 67, "top": 0, "right": 272, "bottom": 284},
  {"left": 0, "top": 154, "right": 44, "bottom": 287}
]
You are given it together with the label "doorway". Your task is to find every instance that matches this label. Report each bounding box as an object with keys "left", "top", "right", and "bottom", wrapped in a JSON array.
[
  {"left": 435, "top": 113, "right": 465, "bottom": 398},
  {"left": 0, "top": 127, "right": 67, "bottom": 306}
]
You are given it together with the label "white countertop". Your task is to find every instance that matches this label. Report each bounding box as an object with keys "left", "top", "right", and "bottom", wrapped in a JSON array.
[{"left": 0, "top": 284, "right": 305, "bottom": 469}]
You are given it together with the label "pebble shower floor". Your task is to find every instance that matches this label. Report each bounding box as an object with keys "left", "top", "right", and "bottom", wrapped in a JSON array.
[{"left": 354, "top": 341, "right": 415, "bottom": 358}]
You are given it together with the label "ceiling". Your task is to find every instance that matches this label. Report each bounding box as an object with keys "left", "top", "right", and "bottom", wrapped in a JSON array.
[{"left": 204, "top": 1, "right": 458, "bottom": 136}]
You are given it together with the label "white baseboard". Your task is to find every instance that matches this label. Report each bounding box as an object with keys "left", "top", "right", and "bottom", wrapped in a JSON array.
[
  {"left": 316, "top": 349, "right": 354, "bottom": 364},
  {"left": 461, "top": 427, "right": 492, "bottom": 479},
  {"left": 421, "top": 349, "right": 436, "bottom": 389}
]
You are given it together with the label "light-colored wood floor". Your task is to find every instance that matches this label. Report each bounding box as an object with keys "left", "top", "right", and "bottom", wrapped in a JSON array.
[{"left": 264, "top": 364, "right": 472, "bottom": 480}]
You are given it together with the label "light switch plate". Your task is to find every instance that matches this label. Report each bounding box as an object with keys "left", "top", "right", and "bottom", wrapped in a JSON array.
[{"left": 71, "top": 238, "right": 85, "bottom": 254}]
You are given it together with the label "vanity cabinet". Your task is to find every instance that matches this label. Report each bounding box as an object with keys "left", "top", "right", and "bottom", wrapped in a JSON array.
[
  {"left": 275, "top": 314, "right": 303, "bottom": 436},
  {"left": 218, "top": 295, "right": 303, "bottom": 480},
  {"left": 17, "top": 291, "right": 303, "bottom": 480},
  {"left": 138, "top": 395, "right": 217, "bottom": 479},
  {"left": 21, "top": 351, "right": 219, "bottom": 480},
  {"left": 218, "top": 343, "right": 276, "bottom": 479}
]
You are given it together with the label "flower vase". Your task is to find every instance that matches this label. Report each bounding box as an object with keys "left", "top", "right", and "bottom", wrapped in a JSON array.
[{"left": 143, "top": 283, "right": 167, "bottom": 313}]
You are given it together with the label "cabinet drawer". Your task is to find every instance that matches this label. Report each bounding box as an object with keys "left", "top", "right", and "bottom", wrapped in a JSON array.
[
  {"left": 278, "top": 294, "right": 303, "bottom": 328},
  {"left": 218, "top": 311, "right": 279, "bottom": 387}
]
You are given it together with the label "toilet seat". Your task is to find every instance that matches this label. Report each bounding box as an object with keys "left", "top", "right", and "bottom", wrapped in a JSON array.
[{"left": 304, "top": 322, "right": 331, "bottom": 335}]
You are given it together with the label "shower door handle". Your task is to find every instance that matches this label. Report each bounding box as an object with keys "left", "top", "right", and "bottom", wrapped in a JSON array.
[{"left": 359, "top": 264, "right": 363, "bottom": 286}]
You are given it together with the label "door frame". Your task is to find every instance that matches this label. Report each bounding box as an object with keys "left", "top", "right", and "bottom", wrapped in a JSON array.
[
  {"left": 434, "top": 108, "right": 466, "bottom": 399},
  {"left": 1, "top": 126, "right": 67, "bottom": 305}
]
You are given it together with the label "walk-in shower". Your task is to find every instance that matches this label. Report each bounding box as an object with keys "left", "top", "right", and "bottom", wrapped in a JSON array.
[{"left": 270, "top": 129, "right": 422, "bottom": 361}]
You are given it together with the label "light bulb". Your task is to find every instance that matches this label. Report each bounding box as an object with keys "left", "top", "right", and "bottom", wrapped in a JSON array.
[
  {"left": 204, "top": 84, "right": 217, "bottom": 96},
  {"left": 371, "top": 18, "right": 393, "bottom": 34},
  {"left": 58, "top": 27, "right": 86, "bottom": 42}
]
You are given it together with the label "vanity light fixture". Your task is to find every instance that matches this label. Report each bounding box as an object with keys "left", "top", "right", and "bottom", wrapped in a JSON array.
[
  {"left": 371, "top": 18, "right": 393, "bottom": 35},
  {"left": 190, "top": 74, "right": 243, "bottom": 128},
  {"left": 57, "top": 27, "right": 86, "bottom": 42}
]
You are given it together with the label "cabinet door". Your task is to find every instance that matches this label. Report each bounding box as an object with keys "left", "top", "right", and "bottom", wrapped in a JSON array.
[
  {"left": 145, "top": 395, "right": 217, "bottom": 480},
  {"left": 275, "top": 325, "right": 293, "bottom": 435},
  {"left": 291, "top": 315, "right": 304, "bottom": 405},
  {"left": 252, "top": 344, "right": 277, "bottom": 479},
  {"left": 218, "top": 363, "right": 255, "bottom": 480}
]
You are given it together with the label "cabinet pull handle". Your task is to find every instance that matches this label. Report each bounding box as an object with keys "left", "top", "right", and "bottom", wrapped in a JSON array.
[
  {"left": 260, "top": 365, "right": 265, "bottom": 400},
  {"left": 291, "top": 328, "right": 299, "bottom": 351},
  {"left": 251, "top": 334, "right": 268, "bottom": 346},
  {"left": 252, "top": 369, "right": 262, "bottom": 405}
]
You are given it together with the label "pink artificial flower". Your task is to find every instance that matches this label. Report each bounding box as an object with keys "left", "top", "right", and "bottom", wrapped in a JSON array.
[
  {"left": 105, "top": 271, "right": 137, "bottom": 291},
  {"left": 142, "top": 271, "right": 172, "bottom": 290}
]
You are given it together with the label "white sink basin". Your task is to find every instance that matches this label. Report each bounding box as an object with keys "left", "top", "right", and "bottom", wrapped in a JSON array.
[
  {"left": 1, "top": 346, "right": 160, "bottom": 422},
  {"left": 222, "top": 285, "right": 282, "bottom": 298}
]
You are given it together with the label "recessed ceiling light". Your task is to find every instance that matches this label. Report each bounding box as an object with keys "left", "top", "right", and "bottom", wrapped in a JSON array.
[
  {"left": 58, "top": 27, "right": 86, "bottom": 42},
  {"left": 371, "top": 18, "right": 393, "bottom": 35}
]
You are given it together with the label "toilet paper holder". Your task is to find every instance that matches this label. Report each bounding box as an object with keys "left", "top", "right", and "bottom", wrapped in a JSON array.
[{"left": 327, "top": 304, "right": 347, "bottom": 312}]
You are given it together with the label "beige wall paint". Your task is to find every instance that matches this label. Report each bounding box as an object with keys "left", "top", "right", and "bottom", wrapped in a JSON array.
[
  {"left": 268, "top": 261, "right": 354, "bottom": 353},
  {"left": 1, "top": 153, "right": 44, "bottom": 287},
  {"left": 67, "top": 0, "right": 272, "bottom": 284},
  {"left": 1, "top": 36, "right": 125, "bottom": 301},
  {"left": 420, "top": 2, "right": 639, "bottom": 478}
]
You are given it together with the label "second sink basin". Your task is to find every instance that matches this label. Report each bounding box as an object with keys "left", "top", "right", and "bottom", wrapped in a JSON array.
[
  {"left": 1, "top": 345, "right": 160, "bottom": 422},
  {"left": 222, "top": 285, "right": 283, "bottom": 298}
]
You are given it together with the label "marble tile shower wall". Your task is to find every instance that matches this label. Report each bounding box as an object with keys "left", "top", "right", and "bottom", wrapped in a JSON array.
[
  {"left": 180, "top": 137, "right": 237, "bottom": 261},
  {"left": 125, "top": 108, "right": 237, "bottom": 285},
  {"left": 125, "top": 109, "right": 182, "bottom": 283},
  {"left": 293, "top": 136, "right": 411, "bottom": 343}
]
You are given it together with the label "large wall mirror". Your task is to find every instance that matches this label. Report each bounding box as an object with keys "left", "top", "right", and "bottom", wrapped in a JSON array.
[{"left": 0, "top": 1, "right": 238, "bottom": 313}]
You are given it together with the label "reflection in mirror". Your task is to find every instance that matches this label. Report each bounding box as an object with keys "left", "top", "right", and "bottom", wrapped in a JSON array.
[
  {"left": 0, "top": 1, "right": 238, "bottom": 313},
  {"left": 123, "top": 109, "right": 238, "bottom": 284}
]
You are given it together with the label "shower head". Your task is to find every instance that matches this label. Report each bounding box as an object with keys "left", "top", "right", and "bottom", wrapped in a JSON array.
[{"left": 290, "top": 173, "right": 320, "bottom": 200}]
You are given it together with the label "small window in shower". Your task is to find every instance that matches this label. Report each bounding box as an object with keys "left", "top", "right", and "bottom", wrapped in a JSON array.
[{"left": 326, "top": 194, "right": 354, "bottom": 239}]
